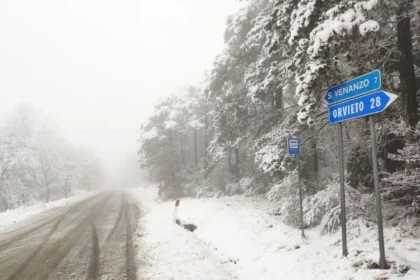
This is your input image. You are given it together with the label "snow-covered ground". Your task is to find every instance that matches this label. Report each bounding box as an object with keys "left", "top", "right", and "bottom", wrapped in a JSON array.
[
  {"left": 0, "top": 190, "right": 93, "bottom": 233},
  {"left": 131, "top": 185, "right": 420, "bottom": 280}
]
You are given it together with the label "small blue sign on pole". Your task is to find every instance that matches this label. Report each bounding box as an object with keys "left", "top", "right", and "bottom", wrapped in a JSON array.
[
  {"left": 329, "top": 90, "right": 398, "bottom": 124},
  {"left": 322, "top": 70, "right": 381, "bottom": 105},
  {"left": 288, "top": 138, "right": 300, "bottom": 155}
]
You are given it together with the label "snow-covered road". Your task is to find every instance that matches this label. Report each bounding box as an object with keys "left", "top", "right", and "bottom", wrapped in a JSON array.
[
  {"left": 131, "top": 185, "right": 420, "bottom": 280},
  {"left": 1, "top": 186, "right": 418, "bottom": 280},
  {"left": 0, "top": 191, "right": 139, "bottom": 280}
]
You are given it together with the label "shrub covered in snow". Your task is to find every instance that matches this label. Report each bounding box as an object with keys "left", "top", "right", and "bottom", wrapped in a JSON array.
[
  {"left": 195, "top": 184, "right": 218, "bottom": 199},
  {"left": 226, "top": 182, "right": 242, "bottom": 196},
  {"left": 238, "top": 177, "right": 255, "bottom": 191},
  {"left": 380, "top": 120, "right": 420, "bottom": 217},
  {"left": 304, "top": 180, "right": 376, "bottom": 233},
  {"left": 267, "top": 172, "right": 303, "bottom": 226}
]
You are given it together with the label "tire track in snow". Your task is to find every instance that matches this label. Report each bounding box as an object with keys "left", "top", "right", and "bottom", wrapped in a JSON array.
[
  {"left": 86, "top": 223, "right": 100, "bottom": 280},
  {"left": 8, "top": 193, "right": 112, "bottom": 280},
  {"left": 7, "top": 214, "right": 66, "bottom": 280},
  {"left": 124, "top": 198, "right": 137, "bottom": 280},
  {"left": 0, "top": 195, "right": 101, "bottom": 252},
  {"left": 105, "top": 192, "right": 124, "bottom": 243},
  {"left": 4, "top": 194, "right": 105, "bottom": 276}
]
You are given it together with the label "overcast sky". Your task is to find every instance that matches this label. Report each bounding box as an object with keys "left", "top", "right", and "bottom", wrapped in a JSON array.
[{"left": 0, "top": 0, "right": 241, "bottom": 174}]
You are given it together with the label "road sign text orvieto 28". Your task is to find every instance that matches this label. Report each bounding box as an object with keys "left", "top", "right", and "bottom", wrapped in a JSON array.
[{"left": 328, "top": 90, "right": 398, "bottom": 124}]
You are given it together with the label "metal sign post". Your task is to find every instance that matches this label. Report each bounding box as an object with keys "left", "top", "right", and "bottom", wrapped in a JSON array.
[
  {"left": 288, "top": 138, "right": 305, "bottom": 238},
  {"left": 337, "top": 122, "right": 348, "bottom": 256},
  {"left": 324, "top": 70, "right": 396, "bottom": 265},
  {"left": 369, "top": 116, "right": 386, "bottom": 269},
  {"left": 328, "top": 89, "right": 396, "bottom": 263},
  {"left": 297, "top": 153, "right": 305, "bottom": 238}
]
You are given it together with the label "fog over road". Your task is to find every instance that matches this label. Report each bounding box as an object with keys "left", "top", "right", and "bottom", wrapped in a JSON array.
[{"left": 0, "top": 192, "right": 140, "bottom": 280}]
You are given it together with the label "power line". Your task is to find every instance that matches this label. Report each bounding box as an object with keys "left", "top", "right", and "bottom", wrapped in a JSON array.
[{"left": 0, "top": 128, "right": 142, "bottom": 136}]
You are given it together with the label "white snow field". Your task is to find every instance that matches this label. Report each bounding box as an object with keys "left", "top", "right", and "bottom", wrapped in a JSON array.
[
  {"left": 132, "top": 185, "right": 420, "bottom": 280},
  {"left": 0, "top": 190, "right": 93, "bottom": 233}
]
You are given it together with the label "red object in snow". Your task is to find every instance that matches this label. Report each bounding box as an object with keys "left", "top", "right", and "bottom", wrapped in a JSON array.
[{"left": 175, "top": 200, "right": 180, "bottom": 206}]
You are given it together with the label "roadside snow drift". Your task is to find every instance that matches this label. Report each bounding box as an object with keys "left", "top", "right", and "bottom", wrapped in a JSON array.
[
  {"left": 132, "top": 186, "right": 420, "bottom": 280},
  {"left": 0, "top": 191, "right": 93, "bottom": 233}
]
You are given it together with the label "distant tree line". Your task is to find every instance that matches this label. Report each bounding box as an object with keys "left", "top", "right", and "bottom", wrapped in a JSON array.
[{"left": 0, "top": 105, "right": 104, "bottom": 211}]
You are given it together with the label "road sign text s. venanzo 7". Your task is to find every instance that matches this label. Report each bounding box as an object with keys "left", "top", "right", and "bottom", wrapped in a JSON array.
[{"left": 322, "top": 70, "right": 381, "bottom": 105}]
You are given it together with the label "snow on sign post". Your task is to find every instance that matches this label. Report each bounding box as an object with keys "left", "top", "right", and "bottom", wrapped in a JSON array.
[
  {"left": 325, "top": 70, "right": 397, "bottom": 269},
  {"left": 288, "top": 138, "right": 304, "bottom": 238}
]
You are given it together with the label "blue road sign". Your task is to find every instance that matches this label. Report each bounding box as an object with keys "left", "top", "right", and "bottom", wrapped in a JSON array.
[
  {"left": 329, "top": 90, "right": 398, "bottom": 124},
  {"left": 323, "top": 70, "right": 381, "bottom": 105},
  {"left": 288, "top": 138, "right": 300, "bottom": 155}
]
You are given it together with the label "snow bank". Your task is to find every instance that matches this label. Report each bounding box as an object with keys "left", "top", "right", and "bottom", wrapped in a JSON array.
[
  {"left": 0, "top": 190, "right": 93, "bottom": 233},
  {"left": 131, "top": 185, "right": 236, "bottom": 279},
  {"left": 132, "top": 186, "right": 420, "bottom": 280}
]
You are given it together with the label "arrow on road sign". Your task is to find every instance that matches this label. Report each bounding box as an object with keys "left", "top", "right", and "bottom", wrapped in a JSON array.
[
  {"left": 322, "top": 70, "right": 382, "bottom": 105},
  {"left": 329, "top": 90, "right": 398, "bottom": 124}
]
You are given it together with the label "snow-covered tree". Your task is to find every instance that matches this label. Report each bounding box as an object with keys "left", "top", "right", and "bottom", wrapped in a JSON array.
[
  {"left": 0, "top": 105, "right": 105, "bottom": 210},
  {"left": 137, "top": 0, "right": 420, "bottom": 234},
  {"left": 380, "top": 119, "right": 420, "bottom": 216}
]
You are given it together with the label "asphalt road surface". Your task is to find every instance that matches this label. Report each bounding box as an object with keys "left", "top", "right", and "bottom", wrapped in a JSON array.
[{"left": 0, "top": 192, "right": 140, "bottom": 280}]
